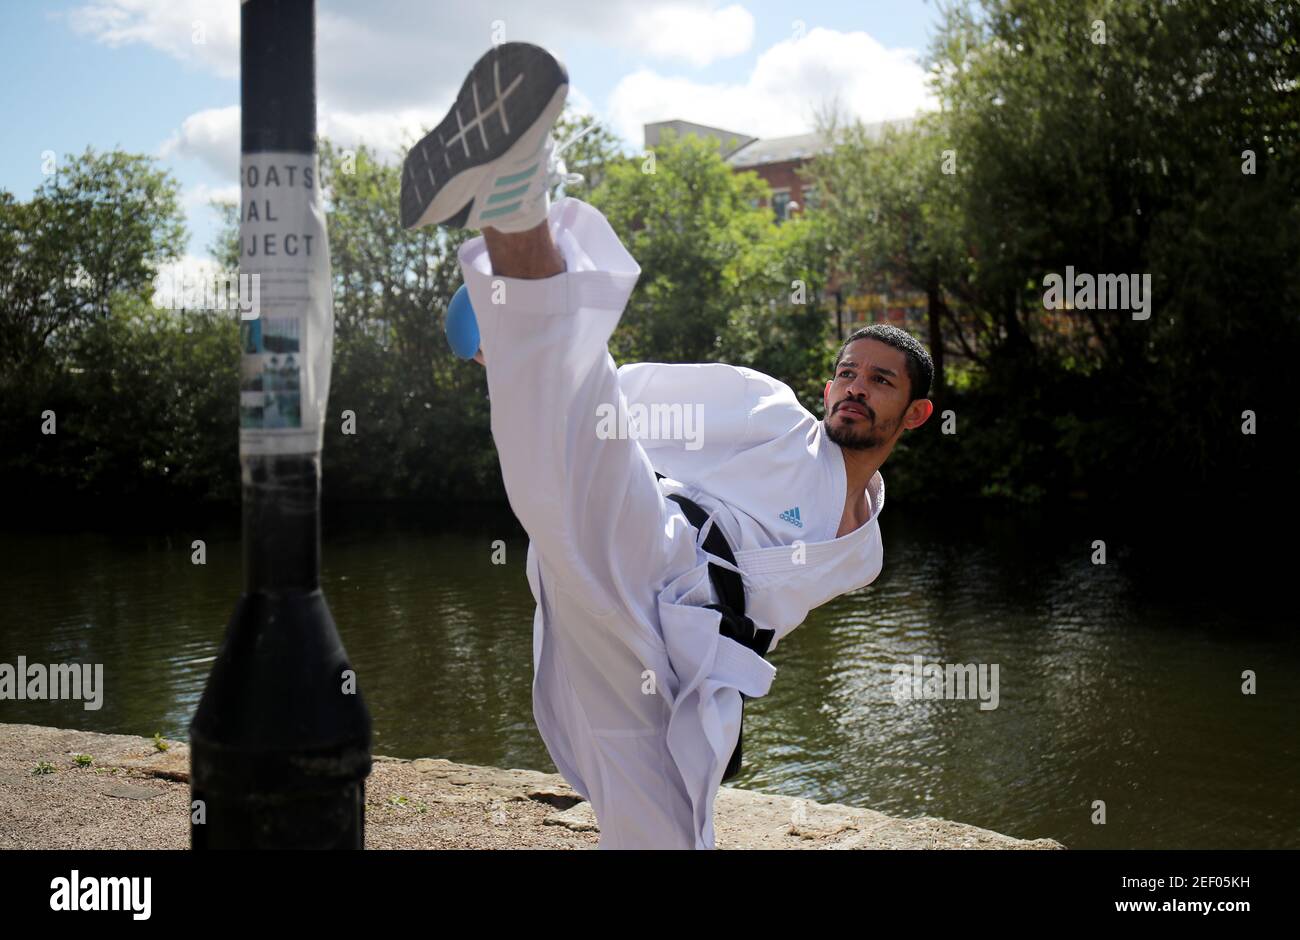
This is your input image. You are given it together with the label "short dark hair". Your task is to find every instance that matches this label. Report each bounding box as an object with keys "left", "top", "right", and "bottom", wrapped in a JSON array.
[{"left": 833, "top": 324, "right": 933, "bottom": 402}]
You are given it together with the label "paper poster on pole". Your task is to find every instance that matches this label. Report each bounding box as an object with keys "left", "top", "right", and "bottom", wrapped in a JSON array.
[{"left": 237, "top": 152, "right": 332, "bottom": 457}]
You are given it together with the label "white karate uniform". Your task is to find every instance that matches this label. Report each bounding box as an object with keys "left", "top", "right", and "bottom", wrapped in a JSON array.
[{"left": 460, "top": 197, "right": 886, "bottom": 849}]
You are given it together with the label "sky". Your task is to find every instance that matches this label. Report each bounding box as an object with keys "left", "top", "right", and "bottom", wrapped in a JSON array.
[{"left": 0, "top": 0, "right": 946, "bottom": 267}]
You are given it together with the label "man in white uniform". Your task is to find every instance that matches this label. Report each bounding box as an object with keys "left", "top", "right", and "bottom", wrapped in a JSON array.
[{"left": 402, "top": 42, "right": 935, "bottom": 849}]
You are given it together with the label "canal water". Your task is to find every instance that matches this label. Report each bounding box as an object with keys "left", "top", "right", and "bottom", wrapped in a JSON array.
[{"left": 1, "top": 499, "right": 1295, "bottom": 849}]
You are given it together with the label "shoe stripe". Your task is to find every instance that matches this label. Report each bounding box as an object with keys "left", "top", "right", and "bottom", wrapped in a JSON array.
[
  {"left": 494, "top": 60, "right": 511, "bottom": 134},
  {"left": 487, "top": 183, "right": 530, "bottom": 204},
  {"left": 447, "top": 65, "right": 524, "bottom": 161},
  {"left": 495, "top": 163, "right": 539, "bottom": 186},
  {"left": 471, "top": 81, "right": 490, "bottom": 149},
  {"left": 454, "top": 109, "right": 471, "bottom": 158},
  {"left": 479, "top": 201, "right": 523, "bottom": 220}
]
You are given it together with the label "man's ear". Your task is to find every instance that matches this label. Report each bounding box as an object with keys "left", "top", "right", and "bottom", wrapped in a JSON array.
[
  {"left": 823, "top": 379, "right": 832, "bottom": 411},
  {"left": 904, "top": 398, "right": 934, "bottom": 430}
]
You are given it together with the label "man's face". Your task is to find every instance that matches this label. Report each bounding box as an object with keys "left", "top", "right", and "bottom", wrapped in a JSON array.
[{"left": 822, "top": 338, "right": 914, "bottom": 451}]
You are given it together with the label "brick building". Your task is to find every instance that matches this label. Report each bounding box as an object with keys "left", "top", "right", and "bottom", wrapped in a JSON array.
[{"left": 643, "top": 119, "right": 927, "bottom": 340}]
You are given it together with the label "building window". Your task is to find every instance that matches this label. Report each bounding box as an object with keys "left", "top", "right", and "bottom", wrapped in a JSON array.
[
  {"left": 802, "top": 185, "right": 819, "bottom": 210},
  {"left": 771, "top": 189, "right": 791, "bottom": 223}
]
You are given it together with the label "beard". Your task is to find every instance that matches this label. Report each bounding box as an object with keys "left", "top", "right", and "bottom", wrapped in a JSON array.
[{"left": 823, "top": 401, "right": 898, "bottom": 450}]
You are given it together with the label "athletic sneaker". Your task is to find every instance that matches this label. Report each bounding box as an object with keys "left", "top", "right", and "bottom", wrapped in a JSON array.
[{"left": 400, "top": 42, "right": 578, "bottom": 233}]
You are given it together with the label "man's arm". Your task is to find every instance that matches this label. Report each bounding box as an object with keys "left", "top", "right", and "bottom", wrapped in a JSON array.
[
  {"left": 614, "top": 361, "right": 751, "bottom": 453},
  {"left": 620, "top": 362, "right": 814, "bottom": 491},
  {"left": 474, "top": 351, "right": 809, "bottom": 460}
]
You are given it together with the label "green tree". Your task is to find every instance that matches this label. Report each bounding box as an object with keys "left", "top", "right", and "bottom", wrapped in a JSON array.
[
  {"left": 807, "top": 0, "right": 1299, "bottom": 501},
  {"left": 60, "top": 295, "right": 240, "bottom": 503},
  {"left": 803, "top": 113, "right": 968, "bottom": 399},
  {"left": 715, "top": 210, "right": 836, "bottom": 411},
  {"left": 315, "top": 139, "right": 496, "bottom": 501},
  {"left": 0, "top": 148, "right": 200, "bottom": 508},
  {"left": 0, "top": 148, "right": 184, "bottom": 371},
  {"left": 589, "top": 129, "right": 786, "bottom": 364},
  {"left": 553, "top": 106, "right": 627, "bottom": 191}
]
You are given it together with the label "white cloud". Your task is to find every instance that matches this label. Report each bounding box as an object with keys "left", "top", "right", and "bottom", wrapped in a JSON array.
[
  {"left": 150, "top": 253, "right": 230, "bottom": 310},
  {"left": 159, "top": 105, "right": 239, "bottom": 178},
  {"left": 156, "top": 100, "right": 461, "bottom": 179},
  {"left": 565, "top": 86, "right": 597, "bottom": 120},
  {"left": 65, "top": 0, "right": 239, "bottom": 78},
  {"left": 78, "top": 0, "right": 743, "bottom": 180},
  {"left": 608, "top": 27, "right": 937, "bottom": 144},
  {"left": 185, "top": 181, "right": 240, "bottom": 209},
  {"left": 156, "top": 71, "right": 602, "bottom": 184},
  {"left": 69, "top": 0, "right": 764, "bottom": 177},
  {"left": 319, "top": 105, "right": 448, "bottom": 163},
  {"left": 628, "top": 3, "right": 754, "bottom": 67},
  {"left": 71, "top": 4, "right": 931, "bottom": 250},
  {"left": 68, "top": 0, "right": 754, "bottom": 107}
]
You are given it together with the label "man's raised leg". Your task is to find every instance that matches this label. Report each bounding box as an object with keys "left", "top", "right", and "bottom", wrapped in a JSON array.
[
  {"left": 399, "top": 42, "right": 701, "bottom": 848},
  {"left": 461, "top": 198, "right": 682, "bottom": 629},
  {"left": 397, "top": 37, "right": 681, "bottom": 658},
  {"left": 482, "top": 220, "right": 564, "bottom": 279}
]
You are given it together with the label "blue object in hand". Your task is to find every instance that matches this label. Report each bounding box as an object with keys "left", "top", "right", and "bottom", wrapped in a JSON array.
[{"left": 445, "top": 283, "right": 480, "bottom": 359}]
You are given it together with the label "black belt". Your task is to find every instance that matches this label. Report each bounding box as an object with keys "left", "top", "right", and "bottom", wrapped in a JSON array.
[{"left": 656, "top": 472, "right": 774, "bottom": 782}]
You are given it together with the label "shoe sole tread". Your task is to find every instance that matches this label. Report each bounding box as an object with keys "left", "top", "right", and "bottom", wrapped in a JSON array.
[{"left": 401, "top": 42, "right": 568, "bottom": 230}]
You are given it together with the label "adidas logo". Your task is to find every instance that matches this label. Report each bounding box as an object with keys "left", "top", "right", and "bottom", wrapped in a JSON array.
[{"left": 779, "top": 506, "right": 803, "bottom": 528}]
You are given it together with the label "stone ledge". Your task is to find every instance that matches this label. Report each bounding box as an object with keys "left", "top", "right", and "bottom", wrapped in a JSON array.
[{"left": 0, "top": 723, "right": 1064, "bottom": 850}]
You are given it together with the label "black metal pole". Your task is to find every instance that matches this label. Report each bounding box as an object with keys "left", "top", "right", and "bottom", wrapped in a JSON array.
[{"left": 190, "top": 0, "right": 371, "bottom": 849}]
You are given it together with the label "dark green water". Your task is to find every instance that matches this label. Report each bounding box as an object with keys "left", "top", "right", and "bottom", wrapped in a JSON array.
[{"left": 1, "top": 501, "right": 1296, "bottom": 849}]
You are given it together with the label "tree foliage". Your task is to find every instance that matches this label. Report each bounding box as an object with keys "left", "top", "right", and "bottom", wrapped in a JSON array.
[
  {"left": 806, "top": 0, "right": 1299, "bottom": 501},
  {"left": 4, "top": 5, "right": 1294, "bottom": 514},
  {"left": 588, "top": 127, "right": 834, "bottom": 410}
]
